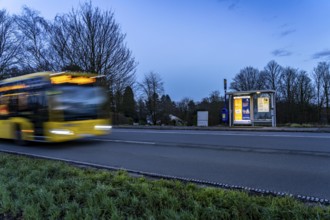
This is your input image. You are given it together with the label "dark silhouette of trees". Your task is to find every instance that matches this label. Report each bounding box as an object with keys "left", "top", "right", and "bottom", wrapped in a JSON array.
[
  {"left": 133, "top": 60, "right": 329, "bottom": 126},
  {"left": 0, "top": 10, "right": 22, "bottom": 77},
  {"left": 50, "top": 2, "right": 137, "bottom": 95},
  {"left": 191, "top": 91, "right": 224, "bottom": 126},
  {"left": 318, "top": 63, "right": 330, "bottom": 123},
  {"left": 262, "top": 60, "right": 282, "bottom": 97},
  {"left": 122, "top": 86, "right": 136, "bottom": 120},
  {"left": 296, "top": 71, "right": 315, "bottom": 123},
  {"left": 313, "top": 62, "right": 330, "bottom": 123},
  {"left": 14, "top": 7, "right": 52, "bottom": 72},
  {"left": 207, "top": 91, "right": 223, "bottom": 126},
  {"left": 230, "top": 66, "right": 265, "bottom": 91},
  {"left": 176, "top": 98, "right": 196, "bottom": 126},
  {"left": 136, "top": 98, "right": 148, "bottom": 125},
  {"left": 278, "top": 67, "right": 298, "bottom": 103},
  {"left": 159, "top": 95, "right": 176, "bottom": 125},
  {"left": 139, "top": 72, "right": 164, "bottom": 125}
]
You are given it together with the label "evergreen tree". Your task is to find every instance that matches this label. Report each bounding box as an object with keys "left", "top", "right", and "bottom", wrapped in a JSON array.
[
  {"left": 122, "top": 86, "right": 136, "bottom": 120},
  {"left": 159, "top": 94, "right": 176, "bottom": 125}
]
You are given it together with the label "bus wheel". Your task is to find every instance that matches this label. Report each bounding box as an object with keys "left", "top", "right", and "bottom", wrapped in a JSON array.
[{"left": 14, "top": 125, "right": 26, "bottom": 146}]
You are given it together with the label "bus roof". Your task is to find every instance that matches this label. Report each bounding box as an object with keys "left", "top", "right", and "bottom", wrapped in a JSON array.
[{"left": 0, "top": 71, "right": 98, "bottom": 84}]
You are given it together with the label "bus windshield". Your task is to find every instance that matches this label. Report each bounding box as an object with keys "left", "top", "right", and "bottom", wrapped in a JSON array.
[{"left": 49, "top": 85, "right": 107, "bottom": 121}]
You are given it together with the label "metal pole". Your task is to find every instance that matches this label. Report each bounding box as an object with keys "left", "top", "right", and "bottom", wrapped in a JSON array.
[
  {"left": 273, "top": 92, "right": 277, "bottom": 127},
  {"left": 224, "top": 78, "right": 227, "bottom": 108},
  {"left": 229, "top": 94, "right": 232, "bottom": 127}
]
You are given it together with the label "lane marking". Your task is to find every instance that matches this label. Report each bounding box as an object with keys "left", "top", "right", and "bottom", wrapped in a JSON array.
[
  {"left": 92, "top": 139, "right": 156, "bottom": 145},
  {"left": 90, "top": 138, "right": 330, "bottom": 157},
  {"left": 113, "top": 130, "right": 330, "bottom": 139}
]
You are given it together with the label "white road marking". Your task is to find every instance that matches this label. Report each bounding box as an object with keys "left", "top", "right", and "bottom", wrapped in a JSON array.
[
  {"left": 113, "top": 129, "right": 330, "bottom": 139},
  {"left": 92, "top": 138, "right": 156, "bottom": 145}
]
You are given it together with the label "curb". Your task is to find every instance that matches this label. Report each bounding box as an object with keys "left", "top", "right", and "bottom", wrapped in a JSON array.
[{"left": 1, "top": 149, "right": 329, "bottom": 206}]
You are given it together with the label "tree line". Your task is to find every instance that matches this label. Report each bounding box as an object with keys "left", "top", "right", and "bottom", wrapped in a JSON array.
[
  {"left": 122, "top": 61, "right": 330, "bottom": 126},
  {"left": 114, "top": 71, "right": 224, "bottom": 126},
  {"left": 1, "top": 3, "right": 329, "bottom": 126},
  {"left": 230, "top": 60, "right": 330, "bottom": 124},
  {"left": 0, "top": 3, "right": 136, "bottom": 115}
]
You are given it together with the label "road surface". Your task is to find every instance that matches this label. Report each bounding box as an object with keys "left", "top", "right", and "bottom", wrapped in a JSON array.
[{"left": 1, "top": 128, "right": 329, "bottom": 200}]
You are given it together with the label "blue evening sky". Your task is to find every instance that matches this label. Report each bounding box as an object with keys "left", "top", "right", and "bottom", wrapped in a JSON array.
[{"left": 1, "top": 0, "right": 330, "bottom": 101}]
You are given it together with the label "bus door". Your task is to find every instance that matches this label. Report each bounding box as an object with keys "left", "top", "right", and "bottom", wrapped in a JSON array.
[
  {"left": 0, "top": 97, "right": 10, "bottom": 138},
  {"left": 29, "top": 91, "right": 48, "bottom": 140}
]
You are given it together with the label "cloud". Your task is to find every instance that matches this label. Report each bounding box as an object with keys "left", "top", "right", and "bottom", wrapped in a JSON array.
[
  {"left": 218, "top": 0, "right": 240, "bottom": 10},
  {"left": 312, "top": 49, "right": 330, "bottom": 60},
  {"left": 280, "top": 29, "right": 296, "bottom": 37},
  {"left": 228, "top": 0, "right": 240, "bottom": 10},
  {"left": 272, "top": 49, "right": 292, "bottom": 57}
]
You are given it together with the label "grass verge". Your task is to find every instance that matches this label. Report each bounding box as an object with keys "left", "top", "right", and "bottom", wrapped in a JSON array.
[{"left": 0, "top": 153, "right": 329, "bottom": 220}]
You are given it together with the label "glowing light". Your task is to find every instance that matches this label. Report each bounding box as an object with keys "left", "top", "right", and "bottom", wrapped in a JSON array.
[
  {"left": 51, "top": 75, "right": 96, "bottom": 85},
  {"left": 22, "top": 130, "right": 34, "bottom": 133},
  {"left": 49, "top": 129, "right": 74, "bottom": 135},
  {"left": 94, "top": 125, "right": 112, "bottom": 130},
  {"left": 0, "top": 84, "right": 27, "bottom": 92}
]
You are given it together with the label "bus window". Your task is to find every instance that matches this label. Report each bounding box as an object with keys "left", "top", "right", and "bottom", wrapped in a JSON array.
[
  {"left": 0, "top": 96, "right": 9, "bottom": 116},
  {"left": 0, "top": 104, "right": 8, "bottom": 115},
  {"left": 49, "top": 85, "right": 106, "bottom": 121},
  {"left": 8, "top": 95, "right": 18, "bottom": 115},
  {"left": 18, "top": 93, "right": 28, "bottom": 111}
]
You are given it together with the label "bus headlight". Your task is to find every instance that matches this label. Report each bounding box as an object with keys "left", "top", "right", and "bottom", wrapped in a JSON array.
[
  {"left": 49, "top": 129, "right": 74, "bottom": 135},
  {"left": 94, "top": 125, "right": 112, "bottom": 131}
]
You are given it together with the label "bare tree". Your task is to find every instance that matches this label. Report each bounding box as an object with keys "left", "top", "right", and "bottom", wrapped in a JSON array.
[
  {"left": 276, "top": 67, "right": 299, "bottom": 122},
  {"left": 313, "top": 62, "right": 329, "bottom": 121},
  {"left": 230, "top": 66, "right": 265, "bottom": 91},
  {"left": 51, "top": 2, "right": 136, "bottom": 94},
  {"left": 0, "top": 10, "right": 22, "bottom": 77},
  {"left": 318, "top": 62, "right": 330, "bottom": 122},
  {"left": 296, "top": 71, "right": 314, "bottom": 106},
  {"left": 278, "top": 67, "right": 298, "bottom": 103},
  {"left": 262, "top": 60, "right": 282, "bottom": 93},
  {"left": 14, "top": 7, "right": 52, "bottom": 72},
  {"left": 139, "top": 72, "right": 164, "bottom": 125}
]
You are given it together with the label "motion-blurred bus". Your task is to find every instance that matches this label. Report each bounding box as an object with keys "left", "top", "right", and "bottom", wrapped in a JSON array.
[{"left": 0, "top": 71, "right": 112, "bottom": 144}]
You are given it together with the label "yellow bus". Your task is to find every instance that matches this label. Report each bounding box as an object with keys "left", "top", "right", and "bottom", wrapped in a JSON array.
[{"left": 0, "top": 71, "right": 112, "bottom": 144}]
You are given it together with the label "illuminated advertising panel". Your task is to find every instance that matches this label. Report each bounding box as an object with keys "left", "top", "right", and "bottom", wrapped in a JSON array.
[
  {"left": 257, "top": 97, "right": 270, "bottom": 112},
  {"left": 234, "top": 96, "right": 251, "bottom": 123},
  {"left": 234, "top": 98, "right": 242, "bottom": 121},
  {"left": 242, "top": 98, "right": 250, "bottom": 120}
]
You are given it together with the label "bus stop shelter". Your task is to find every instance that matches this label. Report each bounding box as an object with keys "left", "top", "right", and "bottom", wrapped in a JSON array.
[{"left": 226, "top": 90, "right": 276, "bottom": 127}]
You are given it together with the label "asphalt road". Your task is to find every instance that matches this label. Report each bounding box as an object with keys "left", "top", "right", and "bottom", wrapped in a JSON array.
[{"left": 1, "top": 128, "right": 330, "bottom": 199}]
